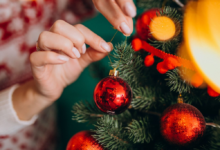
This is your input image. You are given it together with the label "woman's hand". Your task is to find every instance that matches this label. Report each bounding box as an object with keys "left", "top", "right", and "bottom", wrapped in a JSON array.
[
  {"left": 31, "top": 20, "right": 112, "bottom": 101},
  {"left": 13, "top": 20, "right": 112, "bottom": 120},
  {"left": 92, "top": 0, "right": 136, "bottom": 36}
]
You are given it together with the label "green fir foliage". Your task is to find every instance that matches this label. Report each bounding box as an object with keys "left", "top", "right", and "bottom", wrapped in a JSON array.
[
  {"left": 93, "top": 115, "right": 131, "bottom": 150},
  {"left": 136, "top": 0, "right": 163, "bottom": 10},
  {"left": 166, "top": 69, "right": 192, "bottom": 93},
  {"left": 111, "top": 42, "right": 144, "bottom": 89},
  {"left": 72, "top": 101, "right": 103, "bottom": 123},
  {"left": 126, "top": 118, "right": 152, "bottom": 144},
  {"left": 132, "top": 87, "right": 155, "bottom": 110},
  {"left": 71, "top": 1, "right": 220, "bottom": 149}
]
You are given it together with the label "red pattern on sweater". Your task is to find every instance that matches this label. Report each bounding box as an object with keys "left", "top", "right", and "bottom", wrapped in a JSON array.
[{"left": 0, "top": 0, "right": 95, "bottom": 149}]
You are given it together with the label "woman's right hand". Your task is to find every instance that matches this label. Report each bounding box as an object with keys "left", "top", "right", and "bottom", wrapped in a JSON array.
[{"left": 92, "top": 0, "right": 137, "bottom": 35}]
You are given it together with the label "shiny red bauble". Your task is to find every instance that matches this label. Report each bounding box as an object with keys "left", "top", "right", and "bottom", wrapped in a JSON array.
[
  {"left": 136, "top": 9, "right": 160, "bottom": 40},
  {"left": 160, "top": 103, "right": 206, "bottom": 146},
  {"left": 66, "top": 131, "right": 103, "bottom": 150},
  {"left": 94, "top": 76, "right": 132, "bottom": 114}
]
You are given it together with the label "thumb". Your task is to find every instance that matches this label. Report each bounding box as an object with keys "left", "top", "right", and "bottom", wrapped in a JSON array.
[{"left": 78, "top": 42, "right": 113, "bottom": 69}]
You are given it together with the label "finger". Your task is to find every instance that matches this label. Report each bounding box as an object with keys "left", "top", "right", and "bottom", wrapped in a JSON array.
[
  {"left": 93, "top": 0, "right": 133, "bottom": 35},
  {"left": 50, "top": 20, "right": 86, "bottom": 54},
  {"left": 115, "top": 0, "right": 136, "bottom": 18},
  {"left": 30, "top": 51, "right": 69, "bottom": 68},
  {"left": 74, "top": 24, "right": 112, "bottom": 53},
  {"left": 38, "top": 31, "right": 81, "bottom": 59},
  {"left": 78, "top": 42, "right": 113, "bottom": 69}
]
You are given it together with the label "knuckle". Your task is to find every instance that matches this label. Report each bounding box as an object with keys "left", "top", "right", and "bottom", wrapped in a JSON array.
[
  {"left": 38, "top": 31, "right": 48, "bottom": 49},
  {"left": 93, "top": 0, "right": 102, "bottom": 9},
  {"left": 29, "top": 52, "right": 36, "bottom": 64},
  {"left": 44, "top": 52, "right": 53, "bottom": 62},
  {"left": 38, "top": 31, "right": 46, "bottom": 42},
  {"left": 52, "top": 20, "right": 65, "bottom": 33},
  {"left": 74, "top": 24, "right": 86, "bottom": 44},
  {"left": 62, "top": 40, "right": 72, "bottom": 51},
  {"left": 75, "top": 35, "right": 85, "bottom": 46},
  {"left": 74, "top": 24, "right": 84, "bottom": 29},
  {"left": 96, "top": 37, "right": 102, "bottom": 46}
]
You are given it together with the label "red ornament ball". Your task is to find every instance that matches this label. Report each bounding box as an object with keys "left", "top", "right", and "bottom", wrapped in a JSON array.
[
  {"left": 66, "top": 131, "right": 103, "bottom": 150},
  {"left": 94, "top": 76, "right": 132, "bottom": 114},
  {"left": 160, "top": 103, "right": 206, "bottom": 146},
  {"left": 136, "top": 9, "right": 160, "bottom": 40}
]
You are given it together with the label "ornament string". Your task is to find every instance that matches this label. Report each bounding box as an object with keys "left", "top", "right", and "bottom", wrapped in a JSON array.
[
  {"left": 116, "top": 36, "right": 127, "bottom": 69},
  {"left": 107, "top": 30, "right": 128, "bottom": 70},
  {"left": 107, "top": 30, "right": 118, "bottom": 65}
]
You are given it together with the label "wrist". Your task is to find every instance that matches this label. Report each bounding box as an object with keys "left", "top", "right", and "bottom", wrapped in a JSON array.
[{"left": 12, "top": 80, "right": 52, "bottom": 121}]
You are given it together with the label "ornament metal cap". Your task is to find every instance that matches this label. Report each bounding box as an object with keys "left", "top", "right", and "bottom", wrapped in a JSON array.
[
  {"left": 177, "top": 94, "right": 183, "bottom": 103},
  {"left": 109, "top": 68, "right": 119, "bottom": 77}
]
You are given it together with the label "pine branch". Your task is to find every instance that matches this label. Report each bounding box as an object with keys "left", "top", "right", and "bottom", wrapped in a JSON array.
[
  {"left": 193, "top": 127, "right": 220, "bottom": 150},
  {"left": 111, "top": 42, "right": 145, "bottom": 89},
  {"left": 72, "top": 101, "right": 104, "bottom": 123},
  {"left": 148, "top": 38, "right": 179, "bottom": 54},
  {"left": 215, "top": 96, "right": 220, "bottom": 101},
  {"left": 132, "top": 87, "right": 155, "bottom": 110},
  {"left": 126, "top": 118, "right": 152, "bottom": 144},
  {"left": 166, "top": 68, "right": 192, "bottom": 93},
  {"left": 206, "top": 123, "right": 220, "bottom": 128},
  {"left": 93, "top": 115, "right": 131, "bottom": 150},
  {"left": 114, "top": 110, "right": 133, "bottom": 123},
  {"left": 158, "top": 92, "right": 177, "bottom": 106},
  {"left": 141, "top": 110, "right": 161, "bottom": 116},
  {"left": 136, "top": 0, "right": 163, "bottom": 10},
  {"left": 137, "top": 0, "right": 186, "bottom": 10},
  {"left": 160, "top": 6, "right": 182, "bottom": 20}
]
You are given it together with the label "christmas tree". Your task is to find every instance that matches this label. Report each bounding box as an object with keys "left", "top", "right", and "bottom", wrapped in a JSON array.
[{"left": 68, "top": 0, "right": 220, "bottom": 150}]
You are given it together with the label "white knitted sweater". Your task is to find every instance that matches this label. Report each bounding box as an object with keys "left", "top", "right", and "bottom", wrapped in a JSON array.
[{"left": 0, "top": 0, "right": 95, "bottom": 149}]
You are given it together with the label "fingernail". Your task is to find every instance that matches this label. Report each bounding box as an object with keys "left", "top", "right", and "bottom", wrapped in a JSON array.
[
  {"left": 124, "top": 2, "right": 136, "bottom": 18},
  {"left": 120, "top": 22, "right": 131, "bottom": 35},
  {"left": 58, "top": 55, "right": 69, "bottom": 61},
  {"left": 101, "top": 41, "right": 111, "bottom": 52},
  {"left": 82, "top": 44, "right": 86, "bottom": 54},
  {"left": 72, "top": 47, "right": 81, "bottom": 58}
]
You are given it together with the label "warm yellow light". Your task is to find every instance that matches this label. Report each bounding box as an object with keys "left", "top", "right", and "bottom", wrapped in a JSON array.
[
  {"left": 183, "top": 0, "right": 220, "bottom": 92},
  {"left": 149, "top": 16, "right": 176, "bottom": 41}
]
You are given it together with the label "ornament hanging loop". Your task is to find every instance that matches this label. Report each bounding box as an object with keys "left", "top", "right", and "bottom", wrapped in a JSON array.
[
  {"left": 109, "top": 68, "right": 119, "bottom": 77},
  {"left": 177, "top": 93, "right": 183, "bottom": 103}
]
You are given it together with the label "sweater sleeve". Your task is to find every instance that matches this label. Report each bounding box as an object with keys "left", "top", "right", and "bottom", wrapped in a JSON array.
[{"left": 0, "top": 85, "right": 38, "bottom": 135}]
